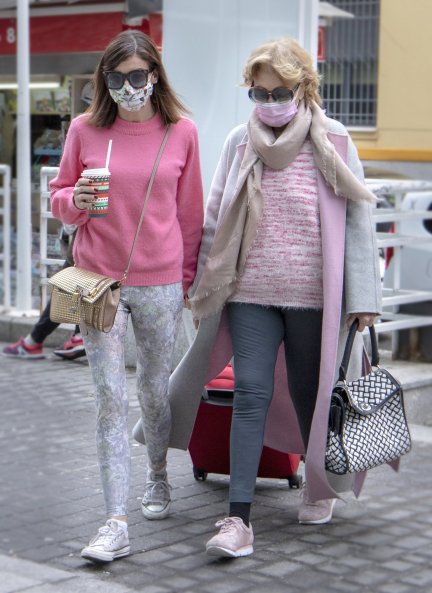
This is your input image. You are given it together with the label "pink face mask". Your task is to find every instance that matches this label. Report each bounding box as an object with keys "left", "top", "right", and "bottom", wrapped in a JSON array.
[{"left": 255, "top": 99, "right": 298, "bottom": 127}]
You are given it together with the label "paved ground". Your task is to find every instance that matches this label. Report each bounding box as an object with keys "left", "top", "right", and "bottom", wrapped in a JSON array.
[{"left": 1, "top": 344, "right": 432, "bottom": 593}]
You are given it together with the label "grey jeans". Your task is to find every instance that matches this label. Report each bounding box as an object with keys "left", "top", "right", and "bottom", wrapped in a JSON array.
[
  {"left": 83, "top": 283, "right": 183, "bottom": 517},
  {"left": 227, "top": 302, "right": 323, "bottom": 503}
]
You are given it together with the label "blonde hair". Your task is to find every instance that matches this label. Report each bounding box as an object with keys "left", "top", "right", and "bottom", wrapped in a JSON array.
[{"left": 243, "top": 37, "right": 321, "bottom": 106}]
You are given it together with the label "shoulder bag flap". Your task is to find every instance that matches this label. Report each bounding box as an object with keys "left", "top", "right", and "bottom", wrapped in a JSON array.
[{"left": 48, "top": 266, "right": 120, "bottom": 304}]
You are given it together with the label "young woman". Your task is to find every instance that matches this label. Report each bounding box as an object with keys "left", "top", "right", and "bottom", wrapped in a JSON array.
[{"left": 51, "top": 30, "right": 203, "bottom": 563}]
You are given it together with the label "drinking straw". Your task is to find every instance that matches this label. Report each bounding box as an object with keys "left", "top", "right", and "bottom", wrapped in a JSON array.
[{"left": 105, "top": 139, "right": 113, "bottom": 170}]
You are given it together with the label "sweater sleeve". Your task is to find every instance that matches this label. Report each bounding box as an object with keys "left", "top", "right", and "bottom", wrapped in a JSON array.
[
  {"left": 50, "top": 117, "right": 88, "bottom": 226},
  {"left": 344, "top": 134, "right": 382, "bottom": 315},
  {"left": 176, "top": 122, "right": 204, "bottom": 295}
]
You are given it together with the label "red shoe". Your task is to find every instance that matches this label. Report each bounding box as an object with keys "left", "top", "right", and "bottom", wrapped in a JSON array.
[
  {"left": 53, "top": 334, "right": 86, "bottom": 360},
  {"left": 2, "top": 337, "right": 45, "bottom": 359}
]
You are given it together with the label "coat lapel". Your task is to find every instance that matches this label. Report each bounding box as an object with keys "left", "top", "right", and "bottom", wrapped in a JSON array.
[{"left": 304, "top": 131, "right": 349, "bottom": 500}]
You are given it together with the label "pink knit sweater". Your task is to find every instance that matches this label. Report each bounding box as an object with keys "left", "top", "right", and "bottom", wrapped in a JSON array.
[
  {"left": 50, "top": 113, "right": 203, "bottom": 294},
  {"left": 230, "top": 140, "right": 323, "bottom": 308}
]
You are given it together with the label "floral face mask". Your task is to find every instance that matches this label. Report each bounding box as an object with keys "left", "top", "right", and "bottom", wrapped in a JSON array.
[{"left": 109, "top": 79, "right": 154, "bottom": 112}]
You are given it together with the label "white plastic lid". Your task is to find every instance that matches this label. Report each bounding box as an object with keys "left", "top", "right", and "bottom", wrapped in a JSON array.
[{"left": 82, "top": 168, "right": 110, "bottom": 176}]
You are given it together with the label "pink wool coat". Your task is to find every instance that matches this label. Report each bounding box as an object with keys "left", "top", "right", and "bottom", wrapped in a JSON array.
[{"left": 134, "top": 117, "right": 384, "bottom": 501}]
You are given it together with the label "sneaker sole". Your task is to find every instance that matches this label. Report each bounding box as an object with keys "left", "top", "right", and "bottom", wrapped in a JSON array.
[
  {"left": 53, "top": 348, "right": 86, "bottom": 360},
  {"left": 141, "top": 502, "right": 171, "bottom": 520},
  {"left": 206, "top": 544, "right": 254, "bottom": 558},
  {"left": 81, "top": 545, "right": 130, "bottom": 563},
  {"left": 298, "top": 499, "right": 336, "bottom": 525},
  {"left": 2, "top": 352, "right": 45, "bottom": 360}
]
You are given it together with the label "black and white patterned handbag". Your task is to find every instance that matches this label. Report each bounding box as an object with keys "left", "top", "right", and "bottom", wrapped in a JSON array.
[{"left": 325, "top": 320, "right": 412, "bottom": 475}]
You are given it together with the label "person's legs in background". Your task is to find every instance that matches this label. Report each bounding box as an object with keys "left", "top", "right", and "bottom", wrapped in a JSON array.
[
  {"left": 2, "top": 255, "right": 84, "bottom": 360},
  {"left": 53, "top": 229, "right": 85, "bottom": 359},
  {"left": 2, "top": 297, "right": 84, "bottom": 360},
  {"left": 53, "top": 325, "right": 85, "bottom": 359},
  {"left": 2, "top": 298, "right": 59, "bottom": 359},
  {"left": 206, "top": 303, "right": 284, "bottom": 557}
]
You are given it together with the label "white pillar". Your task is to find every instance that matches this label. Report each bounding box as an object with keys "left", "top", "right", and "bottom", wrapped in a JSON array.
[
  {"left": 16, "top": 0, "right": 33, "bottom": 312},
  {"left": 163, "top": 0, "right": 319, "bottom": 196}
]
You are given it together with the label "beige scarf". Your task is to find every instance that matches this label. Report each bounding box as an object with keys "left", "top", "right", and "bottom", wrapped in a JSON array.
[{"left": 190, "top": 101, "right": 377, "bottom": 319}]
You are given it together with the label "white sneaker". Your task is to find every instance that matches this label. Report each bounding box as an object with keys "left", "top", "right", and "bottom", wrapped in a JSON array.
[
  {"left": 81, "top": 519, "right": 130, "bottom": 563},
  {"left": 141, "top": 474, "right": 172, "bottom": 520}
]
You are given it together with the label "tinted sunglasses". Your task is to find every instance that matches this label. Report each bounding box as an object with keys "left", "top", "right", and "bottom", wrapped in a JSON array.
[
  {"left": 104, "top": 69, "right": 150, "bottom": 90},
  {"left": 248, "top": 85, "right": 297, "bottom": 104}
]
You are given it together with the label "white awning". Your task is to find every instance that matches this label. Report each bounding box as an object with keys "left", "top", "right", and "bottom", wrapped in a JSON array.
[{"left": 319, "top": 1, "right": 354, "bottom": 25}]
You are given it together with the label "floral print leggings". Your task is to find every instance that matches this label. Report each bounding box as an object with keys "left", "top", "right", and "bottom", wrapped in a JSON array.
[{"left": 82, "top": 283, "right": 183, "bottom": 517}]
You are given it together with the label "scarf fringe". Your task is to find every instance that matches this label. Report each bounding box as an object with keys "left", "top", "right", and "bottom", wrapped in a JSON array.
[
  {"left": 191, "top": 278, "right": 238, "bottom": 320},
  {"left": 309, "top": 102, "right": 378, "bottom": 204},
  {"left": 191, "top": 278, "right": 237, "bottom": 302}
]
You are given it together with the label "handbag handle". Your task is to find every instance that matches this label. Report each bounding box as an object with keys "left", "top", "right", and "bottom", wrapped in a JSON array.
[
  {"left": 338, "top": 319, "right": 379, "bottom": 382},
  {"left": 121, "top": 124, "right": 172, "bottom": 283}
]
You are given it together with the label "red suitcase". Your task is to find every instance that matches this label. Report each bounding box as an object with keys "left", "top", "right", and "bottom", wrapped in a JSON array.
[{"left": 188, "top": 364, "right": 303, "bottom": 488}]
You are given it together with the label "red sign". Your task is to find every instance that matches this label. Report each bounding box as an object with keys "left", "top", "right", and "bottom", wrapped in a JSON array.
[
  {"left": 0, "top": 13, "right": 125, "bottom": 55},
  {"left": 0, "top": 18, "right": 16, "bottom": 54},
  {"left": 317, "top": 25, "right": 326, "bottom": 62}
]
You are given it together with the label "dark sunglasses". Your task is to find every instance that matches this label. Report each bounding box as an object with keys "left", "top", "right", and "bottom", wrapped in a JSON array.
[
  {"left": 248, "top": 85, "right": 297, "bottom": 104},
  {"left": 103, "top": 69, "right": 150, "bottom": 90}
]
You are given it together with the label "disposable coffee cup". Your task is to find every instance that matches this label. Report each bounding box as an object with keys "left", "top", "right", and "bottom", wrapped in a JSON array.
[{"left": 82, "top": 168, "right": 111, "bottom": 218}]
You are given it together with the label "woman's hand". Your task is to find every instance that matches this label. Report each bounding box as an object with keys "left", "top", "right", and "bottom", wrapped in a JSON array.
[
  {"left": 184, "top": 296, "right": 200, "bottom": 329},
  {"left": 346, "top": 313, "right": 376, "bottom": 332},
  {"left": 73, "top": 178, "right": 97, "bottom": 210}
]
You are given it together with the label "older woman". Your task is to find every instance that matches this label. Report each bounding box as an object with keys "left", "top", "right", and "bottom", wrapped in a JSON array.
[
  {"left": 194, "top": 36, "right": 382, "bottom": 558},
  {"left": 134, "top": 36, "right": 382, "bottom": 557}
]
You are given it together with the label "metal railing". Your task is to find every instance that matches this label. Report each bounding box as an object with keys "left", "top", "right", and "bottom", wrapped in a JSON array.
[
  {"left": 39, "top": 166, "right": 63, "bottom": 309},
  {"left": 0, "top": 164, "right": 11, "bottom": 311},
  {"left": 368, "top": 178, "right": 432, "bottom": 353},
  {"left": 37, "top": 168, "right": 432, "bottom": 356}
]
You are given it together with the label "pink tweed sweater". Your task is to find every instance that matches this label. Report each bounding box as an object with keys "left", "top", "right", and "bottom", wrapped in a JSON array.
[
  {"left": 230, "top": 139, "right": 323, "bottom": 308},
  {"left": 50, "top": 112, "right": 203, "bottom": 294}
]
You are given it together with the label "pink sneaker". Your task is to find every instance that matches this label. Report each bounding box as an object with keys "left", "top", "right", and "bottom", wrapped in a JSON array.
[
  {"left": 206, "top": 517, "right": 254, "bottom": 558},
  {"left": 298, "top": 484, "right": 336, "bottom": 524},
  {"left": 2, "top": 337, "right": 45, "bottom": 359},
  {"left": 53, "top": 334, "right": 86, "bottom": 360}
]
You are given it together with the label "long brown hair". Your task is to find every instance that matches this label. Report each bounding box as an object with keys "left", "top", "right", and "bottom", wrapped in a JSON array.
[{"left": 88, "top": 30, "right": 189, "bottom": 127}]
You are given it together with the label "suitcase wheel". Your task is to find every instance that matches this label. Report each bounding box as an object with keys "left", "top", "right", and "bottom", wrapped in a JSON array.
[
  {"left": 288, "top": 474, "right": 303, "bottom": 489},
  {"left": 193, "top": 467, "right": 208, "bottom": 481}
]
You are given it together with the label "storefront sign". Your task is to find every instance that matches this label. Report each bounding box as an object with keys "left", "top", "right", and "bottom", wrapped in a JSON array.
[
  {"left": 317, "top": 25, "right": 326, "bottom": 62},
  {"left": 0, "top": 13, "right": 124, "bottom": 55}
]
